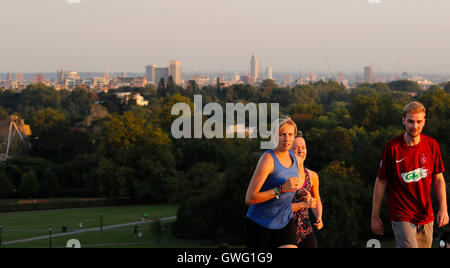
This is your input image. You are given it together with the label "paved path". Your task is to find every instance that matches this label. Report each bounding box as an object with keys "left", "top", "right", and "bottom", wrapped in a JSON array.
[{"left": 2, "top": 216, "right": 176, "bottom": 246}]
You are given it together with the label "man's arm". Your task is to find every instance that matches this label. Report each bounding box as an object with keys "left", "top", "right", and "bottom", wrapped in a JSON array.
[
  {"left": 433, "top": 173, "right": 449, "bottom": 228},
  {"left": 371, "top": 177, "right": 389, "bottom": 235}
]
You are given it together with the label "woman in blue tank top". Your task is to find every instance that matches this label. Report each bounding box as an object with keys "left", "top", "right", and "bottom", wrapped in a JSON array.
[{"left": 245, "top": 116, "right": 304, "bottom": 248}]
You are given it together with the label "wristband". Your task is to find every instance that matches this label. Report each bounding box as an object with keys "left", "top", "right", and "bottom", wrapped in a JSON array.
[{"left": 273, "top": 187, "right": 281, "bottom": 199}]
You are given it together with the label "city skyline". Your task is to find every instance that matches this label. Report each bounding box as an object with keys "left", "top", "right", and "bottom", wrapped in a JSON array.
[{"left": 1, "top": 0, "right": 450, "bottom": 73}]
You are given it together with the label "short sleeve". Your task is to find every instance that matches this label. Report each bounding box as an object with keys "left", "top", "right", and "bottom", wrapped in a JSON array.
[
  {"left": 377, "top": 144, "right": 392, "bottom": 181},
  {"left": 433, "top": 142, "right": 445, "bottom": 175}
]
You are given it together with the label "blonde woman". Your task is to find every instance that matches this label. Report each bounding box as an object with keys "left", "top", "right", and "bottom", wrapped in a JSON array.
[{"left": 245, "top": 116, "right": 303, "bottom": 248}]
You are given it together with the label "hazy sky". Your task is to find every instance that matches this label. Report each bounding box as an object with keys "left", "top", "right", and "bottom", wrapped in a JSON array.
[{"left": 1, "top": 0, "right": 450, "bottom": 73}]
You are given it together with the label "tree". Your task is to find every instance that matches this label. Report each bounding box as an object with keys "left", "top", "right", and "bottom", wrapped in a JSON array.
[
  {"left": 40, "top": 167, "right": 59, "bottom": 197},
  {"left": 167, "top": 75, "right": 177, "bottom": 96},
  {"left": 99, "top": 111, "right": 170, "bottom": 156},
  {"left": 316, "top": 161, "right": 371, "bottom": 248},
  {"left": 96, "top": 112, "right": 175, "bottom": 199},
  {"left": 30, "top": 124, "right": 92, "bottom": 163},
  {"left": 292, "top": 84, "right": 320, "bottom": 105},
  {"left": 0, "top": 170, "right": 14, "bottom": 198},
  {"left": 172, "top": 162, "right": 224, "bottom": 239},
  {"left": 186, "top": 80, "right": 200, "bottom": 96},
  {"left": 387, "top": 80, "right": 421, "bottom": 93},
  {"left": 349, "top": 94, "right": 381, "bottom": 130},
  {"left": 260, "top": 79, "right": 278, "bottom": 93},
  {"left": 19, "top": 170, "right": 40, "bottom": 198},
  {"left": 95, "top": 158, "right": 128, "bottom": 197},
  {"left": 157, "top": 78, "right": 166, "bottom": 98},
  {"left": 159, "top": 93, "right": 193, "bottom": 132},
  {"left": 30, "top": 107, "right": 66, "bottom": 135},
  {"left": 149, "top": 217, "right": 164, "bottom": 245},
  {"left": 269, "top": 88, "right": 295, "bottom": 108},
  {"left": 63, "top": 87, "right": 98, "bottom": 116}
]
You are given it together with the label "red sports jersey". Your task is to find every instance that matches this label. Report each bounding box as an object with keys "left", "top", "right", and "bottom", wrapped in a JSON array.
[{"left": 377, "top": 134, "right": 445, "bottom": 225}]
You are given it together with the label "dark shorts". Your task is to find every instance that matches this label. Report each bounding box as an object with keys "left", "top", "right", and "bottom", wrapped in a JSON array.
[{"left": 246, "top": 218, "right": 297, "bottom": 248}]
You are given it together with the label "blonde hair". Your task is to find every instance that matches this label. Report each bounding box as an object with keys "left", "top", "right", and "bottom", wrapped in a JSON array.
[
  {"left": 403, "top": 101, "right": 426, "bottom": 118},
  {"left": 270, "top": 116, "right": 298, "bottom": 149}
]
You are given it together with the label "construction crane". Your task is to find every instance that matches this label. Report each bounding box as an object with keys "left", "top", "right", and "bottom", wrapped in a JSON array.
[
  {"left": 325, "top": 56, "right": 333, "bottom": 80},
  {"left": 0, "top": 116, "right": 31, "bottom": 161}
]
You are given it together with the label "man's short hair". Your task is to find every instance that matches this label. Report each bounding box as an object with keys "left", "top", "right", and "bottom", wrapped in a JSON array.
[{"left": 403, "top": 101, "right": 426, "bottom": 118}]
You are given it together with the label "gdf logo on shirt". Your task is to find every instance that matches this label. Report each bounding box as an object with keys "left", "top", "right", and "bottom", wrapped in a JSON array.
[{"left": 401, "top": 168, "right": 428, "bottom": 183}]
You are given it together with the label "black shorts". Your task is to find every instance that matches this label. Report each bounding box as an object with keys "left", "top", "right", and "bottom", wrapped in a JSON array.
[{"left": 246, "top": 218, "right": 297, "bottom": 248}]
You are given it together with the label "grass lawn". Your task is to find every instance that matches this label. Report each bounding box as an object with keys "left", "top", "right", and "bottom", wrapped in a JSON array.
[
  {"left": 3, "top": 219, "right": 217, "bottom": 248},
  {"left": 0, "top": 204, "right": 178, "bottom": 245}
]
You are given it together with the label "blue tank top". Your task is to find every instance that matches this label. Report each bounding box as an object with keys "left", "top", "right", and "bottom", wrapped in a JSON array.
[{"left": 246, "top": 150, "right": 299, "bottom": 229}]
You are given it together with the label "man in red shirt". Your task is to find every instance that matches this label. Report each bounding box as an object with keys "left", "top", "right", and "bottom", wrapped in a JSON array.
[{"left": 371, "top": 101, "right": 448, "bottom": 248}]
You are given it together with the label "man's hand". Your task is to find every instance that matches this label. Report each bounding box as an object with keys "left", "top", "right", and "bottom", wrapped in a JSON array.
[
  {"left": 371, "top": 215, "right": 384, "bottom": 236},
  {"left": 436, "top": 209, "right": 449, "bottom": 228}
]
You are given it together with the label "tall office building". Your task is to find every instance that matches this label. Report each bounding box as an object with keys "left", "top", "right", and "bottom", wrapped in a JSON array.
[
  {"left": 57, "top": 69, "right": 65, "bottom": 84},
  {"left": 250, "top": 54, "right": 258, "bottom": 84},
  {"left": 169, "top": 60, "right": 182, "bottom": 85},
  {"left": 15, "top": 73, "right": 24, "bottom": 82},
  {"left": 155, "top": 67, "right": 169, "bottom": 85},
  {"left": 145, "top": 64, "right": 157, "bottom": 84},
  {"left": 33, "top": 74, "right": 45, "bottom": 84},
  {"left": 266, "top": 66, "right": 273, "bottom": 80},
  {"left": 364, "top": 66, "right": 374, "bottom": 83},
  {"left": 6, "top": 72, "right": 12, "bottom": 82}
]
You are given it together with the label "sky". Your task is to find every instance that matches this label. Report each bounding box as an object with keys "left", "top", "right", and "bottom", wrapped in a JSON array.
[{"left": 1, "top": 0, "right": 450, "bottom": 73}]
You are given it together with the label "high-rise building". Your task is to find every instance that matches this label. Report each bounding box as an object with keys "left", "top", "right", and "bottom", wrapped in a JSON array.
[
  {"left": 15, "top": 73, "right": 24, "bottom": 82},
  {"left": 6, "top": 72, "right": 12, "bottom": 82},
  {"left": 250, "top": 54, "right": 258, "bottom": 84},
  {"left": 364, "top": 66, "right": 374, "bottom": 83},
  {"left": 57, "top": 69, "right": 65, "bottom": 84},
  {"left": 266, "top": 66, "right": 273, "bottom": 80},
  {"left": 169, "top": 60, "right": 182, "bottom": 85},
  {"left": 155, "top": 67, "right": 169, "bottom": 85},
  {"left": 33, "top": 74, "right": 45, "bottom": 84},
  {"left": 145, "top": 64, "right": 157, "bottom": 84}
]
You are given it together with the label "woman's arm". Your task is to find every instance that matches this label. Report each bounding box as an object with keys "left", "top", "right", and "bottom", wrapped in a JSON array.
[
  {"left": 309, "top": 170, "right": 323, "bottom": 229},
  {"left": 245, "top": 153, "right": 300, "bottom": 205},
  {"left": 245, "top": 153, "right": 277, "bottom": 205},
  {"left": 292, "top": 194, "right": 316, "bottom": 212}
]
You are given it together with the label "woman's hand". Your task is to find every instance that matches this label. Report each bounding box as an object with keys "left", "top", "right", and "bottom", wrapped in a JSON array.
[
  {"left": 282, "top": 177, "right": 301, "bottom": 193},
  {"left": 314, "top": 217, "right": 323, "bottom": 230}
]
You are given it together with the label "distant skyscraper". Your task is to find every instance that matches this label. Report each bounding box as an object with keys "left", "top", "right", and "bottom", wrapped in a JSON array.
[
  {"left": 169, "top": 60, "right": 182, "bottom": 85},
  {"left": 250, "top": 54, "right": 258, "bottom": 84},
  {"left": 155, "top": 67, "right": 169, "bottom": 85},
  {"left": 103, "top": 69, "right": 111, "bottom": 83},
  {"left": 57, "top": 69, "right": 65, "bottom": 84},
  {"left": 146, "top": 64, "right": 157, "bottom": 84},
  {"left": 364, "top": 66, "right": 374, "bottom": 83},
  {"left": 33, "top": 74, "right": 45, "bottom": 84},
  {"left": 311, "top": 72, "right": 317, "bottom": 82},
  {"left": 15, "top": 73, "right": 24, "bottom": 82},
  {"left": 6, "top": 72, "right": 12, "bottom": 82},
  {"left": 266, "top": 66, "right": 273, "bottom": 80}
]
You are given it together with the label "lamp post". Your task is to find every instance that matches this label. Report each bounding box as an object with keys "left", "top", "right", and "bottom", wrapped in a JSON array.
[
  {"left": 100, "top": 212, "right": 103, "bottom": 231},
  {"left": 49, "top": 226, "right": 52, "bottom": 248}
]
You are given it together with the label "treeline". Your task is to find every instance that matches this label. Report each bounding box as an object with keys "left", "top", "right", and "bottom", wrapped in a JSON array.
[{"left": 0, "top": 79, "right": 448, "bottom": 247}]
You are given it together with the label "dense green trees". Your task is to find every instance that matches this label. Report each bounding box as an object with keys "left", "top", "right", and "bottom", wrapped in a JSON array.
[{"left": 0, "top": 79, "right": 448, "bottom": 247}]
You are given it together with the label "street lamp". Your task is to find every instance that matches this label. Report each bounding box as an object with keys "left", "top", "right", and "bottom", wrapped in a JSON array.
[
  {"left": 100, "top": 212, "right": 103, "bottom": 231},
  {"left": 49, "top": 226, "right": 52, "bottom": 248},
  {"left": 0, "top": 224, "right": 3, "bottom": 247}
]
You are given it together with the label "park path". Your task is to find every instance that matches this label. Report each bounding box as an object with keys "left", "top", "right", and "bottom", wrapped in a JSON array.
[{"left": 2, "top": 216, "right": 176, "bottom": 246}]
